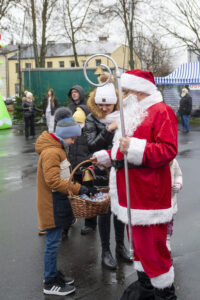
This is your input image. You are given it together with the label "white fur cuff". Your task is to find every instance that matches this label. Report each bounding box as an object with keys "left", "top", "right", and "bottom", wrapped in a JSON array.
[
  {"left": 93, "top": 150, "right": 111, "bottom": 168},
  {"left": 151, "top": 266, "right": 174, "bottom": 289},
  {"left": 127, "top": 137, "right": 146, "bottom": 165},
  {"left": 134, "top": 261, "right": 145, "bottom": 272}
]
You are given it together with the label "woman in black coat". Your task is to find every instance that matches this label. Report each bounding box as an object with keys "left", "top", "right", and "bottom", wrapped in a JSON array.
[
  {"left": 84, "top": 74, "right": 132, "bottom": 270},
  {"left": 22, "top": 92, "right": 41, "bottom": 139}
]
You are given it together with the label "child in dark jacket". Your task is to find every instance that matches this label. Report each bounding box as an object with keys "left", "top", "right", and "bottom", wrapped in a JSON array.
[{"left": 35, "top": 107, "right": 96, "bottom": 296}]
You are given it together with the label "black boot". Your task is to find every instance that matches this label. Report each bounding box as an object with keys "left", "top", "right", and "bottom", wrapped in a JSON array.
[
  {"left": 99, "top": 211, "right": 117, "bottom": 270},
  {"left": 102, "top": 249, "right": 117, "bottom": 270},
  {"left": 155, "top": 285, "right": 177, "bottom": 300},
  {"left": 120, "top": 272, "right": 155, "bottom": 300},
  {"left": 114, "top": 216, "right": 132, "bottom": 263}
]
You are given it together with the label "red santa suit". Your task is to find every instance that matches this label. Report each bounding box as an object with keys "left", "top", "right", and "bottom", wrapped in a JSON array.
[{"left": 94, "top": 71, "right": 177, "bottom": 289}]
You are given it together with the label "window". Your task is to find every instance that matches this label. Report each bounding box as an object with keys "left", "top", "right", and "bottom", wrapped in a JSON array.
[
  {"left": 70, "top": 61, "right": 75, "bottom": 67},
  {"left": 96, "top": 59, "right": 101, "bottom": 66},
  {"left": 25, "top": 63, "right": 31, "bottom": 69},
  {"left": 15, "top": 63, "right": 19, "bottom": 73},
  {"left": 15, "top": 84, "right": 19, "bottom": 94},
  {"left": 47, "top": 61, "right": 53, "bottom": 68},
  {"left": 59, "top": 61, "right": 65, "bottom": 68}
]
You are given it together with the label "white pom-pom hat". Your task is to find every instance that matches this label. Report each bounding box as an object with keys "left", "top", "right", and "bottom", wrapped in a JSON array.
[
  {"left": 121, "top": 69, "right": 157, "bottom": 95},
  {"left": 95, "top": 83, "right": 117, "bottom": 105}
]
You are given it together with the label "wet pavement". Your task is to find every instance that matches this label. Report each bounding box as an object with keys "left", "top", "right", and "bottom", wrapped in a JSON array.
[{"left": 0, "top": 124, "right": 200, "bottom": 299}]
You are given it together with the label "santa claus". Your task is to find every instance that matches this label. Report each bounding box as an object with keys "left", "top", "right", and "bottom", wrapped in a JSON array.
[{"left": 92, "top": 69, "right": 178, "bottom": 300}]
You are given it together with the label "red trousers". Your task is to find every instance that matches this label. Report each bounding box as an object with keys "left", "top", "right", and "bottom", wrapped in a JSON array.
[{"left": 130, "top": 224, "right": 172, "bottom": 279}]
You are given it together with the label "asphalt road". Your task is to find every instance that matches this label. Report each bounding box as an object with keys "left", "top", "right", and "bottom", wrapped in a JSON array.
[{"left": 0, "top": 125, "right": 199, "bottom": 300}]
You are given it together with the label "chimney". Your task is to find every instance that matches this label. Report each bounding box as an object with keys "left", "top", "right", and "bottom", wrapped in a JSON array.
[
  {"left": 47, "top": 41, "right": 55, "bottom": 45},
  {"left": 99, "top": 36, "right": 108, "bottom": 42}
]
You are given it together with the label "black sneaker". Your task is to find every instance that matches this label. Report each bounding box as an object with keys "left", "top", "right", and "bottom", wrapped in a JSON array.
[
  {"left": 56, "top": 270, "right": 74, "bottom": 285},
  {"left": 43, "top": 276, "right": 75, "bottom": 296}
]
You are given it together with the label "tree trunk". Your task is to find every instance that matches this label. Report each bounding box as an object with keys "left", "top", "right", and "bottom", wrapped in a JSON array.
[
  {"left": 72, "top": 39, "right": 79, "bottom": 67},
  {"left": 39, "top": 0, "right": 48, "bottom": 67},
  {"left": 30, "top": 0, "right": 39, "bottom": 67}
]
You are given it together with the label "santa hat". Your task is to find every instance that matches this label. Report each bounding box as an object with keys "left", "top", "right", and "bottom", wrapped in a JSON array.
[
  {"left": 121, "top": 69, "right": 157, "bottom": 95},
  {"left": 95, "top": 83, "right": 117, "bottom": 104}
]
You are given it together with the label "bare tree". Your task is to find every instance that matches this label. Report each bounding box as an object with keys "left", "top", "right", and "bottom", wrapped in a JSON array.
[
  {"left": 19, "top": 0, "right": 57, "bottom": 67},
  {"left": 134, "top": 34, "right": 173, "bottom": 76},
  {"left": 157, "top": 0, "right": 200, "bottom": 56},
  {"left": 0, "top": 0, "right": 20, "bottom": 23},
  {"left": 61, "top": 0, "right": 96, "bottom": 67},
  {"left": 99, "top": 0, "right": 149, "bottom": 69}
]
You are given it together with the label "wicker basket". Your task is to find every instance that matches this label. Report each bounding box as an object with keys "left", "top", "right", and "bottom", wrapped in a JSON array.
[{"left": 68, "top": 160, "right": 110, "bottom": 218}]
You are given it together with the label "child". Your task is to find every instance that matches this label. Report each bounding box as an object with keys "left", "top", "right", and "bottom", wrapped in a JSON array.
[
  {"left": 35, "top": 107, "right": 95, "bottom": 296},
  {"left": 167, "top": 159, "right": 183, "bottom": 251}
]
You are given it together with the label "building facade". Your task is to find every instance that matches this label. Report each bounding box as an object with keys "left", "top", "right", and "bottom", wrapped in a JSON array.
[{"left": 8, "top": 41, "right": 141, "bottom": 97}]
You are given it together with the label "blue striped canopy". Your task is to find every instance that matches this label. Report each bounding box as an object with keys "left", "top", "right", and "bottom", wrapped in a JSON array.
[{"left": 155, "top": 62, "right": 200, "bottom": 85}]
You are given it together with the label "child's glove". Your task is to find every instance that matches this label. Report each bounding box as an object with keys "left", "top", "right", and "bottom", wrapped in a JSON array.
[
  {"left": 172, "top": 183, "right": 182, "bottom": 193},
  {"left": 79, "top": 185, "right": 98, "bottom": 196}
]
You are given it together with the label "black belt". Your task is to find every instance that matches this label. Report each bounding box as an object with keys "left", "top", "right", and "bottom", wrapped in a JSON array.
[{"left": 111, "top": 159, "right": 147, "bottom": 171}]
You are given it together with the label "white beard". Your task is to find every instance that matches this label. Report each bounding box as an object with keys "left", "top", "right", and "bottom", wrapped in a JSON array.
[{"left": 112, "top": 94, "right": 148, "bottom": 159}]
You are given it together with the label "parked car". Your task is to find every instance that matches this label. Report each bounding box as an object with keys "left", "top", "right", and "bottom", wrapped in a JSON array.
[{"left": 4, "top": 94, "right": 18, "bottom": 105}]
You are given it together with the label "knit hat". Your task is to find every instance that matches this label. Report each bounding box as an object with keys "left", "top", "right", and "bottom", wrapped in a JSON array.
[
  {"left": 54, "top": 107, "right": 81, "bottom": 139},
  {"left": 24, "top": 91, "right": 33, "bottom": 98},
  {"left": 95, "top": 83, "right": 117, "bottom": 104},
  {"left": 73, "top": 107, "right": 86, "bottom": 123},
  {"left": 121, "top": 69, "right": 157, "bottom": 95}
]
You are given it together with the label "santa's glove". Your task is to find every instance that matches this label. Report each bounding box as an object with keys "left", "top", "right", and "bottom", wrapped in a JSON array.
[
  {"left": 172, "top": 183, "right": 182, "bottom": 193},
  {"left": 79, "top": 185, "right": 98, "bottom": 196}
]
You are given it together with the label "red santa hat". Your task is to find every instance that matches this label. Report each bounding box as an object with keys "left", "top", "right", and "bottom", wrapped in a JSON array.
[{"left": 121, "top": 69, "right": 157, "bottom": 95}]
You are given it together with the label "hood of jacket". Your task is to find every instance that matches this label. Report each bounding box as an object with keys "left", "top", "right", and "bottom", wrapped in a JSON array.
[
  {"left": 68, "top": 85, "right": 85, "bottom": 103},
  {"left": 35, "top": 131, "right": 62, "bottom": 154}
]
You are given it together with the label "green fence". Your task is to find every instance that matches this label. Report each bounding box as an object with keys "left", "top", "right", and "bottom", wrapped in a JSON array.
[{"left": 23, "top": 68, "right": 99, "bottom": 105}]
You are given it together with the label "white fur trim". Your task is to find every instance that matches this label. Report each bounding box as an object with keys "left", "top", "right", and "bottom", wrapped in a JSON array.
[
  {"left": 121, "top": 73, "right": 157, "bottom": 95},
  {"left": 109, "top": 167, "right": 173, "bottom": 225},
  {"left": 134, "top": 261, "right": 145, "bottom": 272},
  {"left": 151, "top": 266, "right": 175, "bottom": 289},
  {"left": 93, "top": 150, "right": 111, "bottom": 168},
  {"left": 127, "top": 137, "right": 147, "bottom": 165}
]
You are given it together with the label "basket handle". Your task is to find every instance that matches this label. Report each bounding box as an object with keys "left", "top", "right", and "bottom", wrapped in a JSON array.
[{"left": 67, "top": 159, "right": 109, "bottom": 198}]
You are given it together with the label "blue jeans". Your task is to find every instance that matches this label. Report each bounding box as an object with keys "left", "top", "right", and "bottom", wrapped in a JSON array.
[
  {"left": 44, "top": 227, "right": 63, "bottom": 280},
  {"left": 181, "top": 115, "right": 190, "bottom": 131}
]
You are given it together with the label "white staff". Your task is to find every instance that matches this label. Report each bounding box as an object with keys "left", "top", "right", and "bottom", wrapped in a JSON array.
[{"left": 83, "top": 54, "right": 133, "bottom": 259}]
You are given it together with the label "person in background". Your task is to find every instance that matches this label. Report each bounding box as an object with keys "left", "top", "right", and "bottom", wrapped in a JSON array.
[
  {"left": 35, "top": 107, "right": 96, "bottom": 296},
  {"left": 42, "top": 88, "right": 59, "bottom": 132},
  {"left": 167, "top": 159, "right": 183, "bottom": 252},
  {"left": 22, "top": 92, "right": 41, "bottom": 139},
  {"left": 67, "top": 85, "right": 87, "bottom": 113},
  {"left": 85, "top": 73, "right": 132, "bottom": 270},
  {"left": 179, "top": 88, "right": 192, "bottom": 133}
]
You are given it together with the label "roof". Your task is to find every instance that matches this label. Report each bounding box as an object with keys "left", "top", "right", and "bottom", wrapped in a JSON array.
[
  {"left": 8, "top": 41, "right": 120, "bottom": 60},
  {"left": 0, "top": 45, "right": 19, "bottom": 55},
  {"left": 155, "top": 62, "right": 200, "bottom": 85}
]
